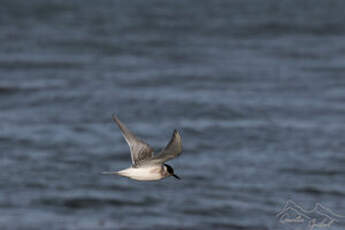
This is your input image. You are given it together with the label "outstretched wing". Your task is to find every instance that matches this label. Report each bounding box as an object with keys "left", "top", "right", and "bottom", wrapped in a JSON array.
[
  {"left": 150, "top": 129, "right": 182, "bottom": 164},
  {"left": 112, "top": 114, "right": 154, "bottom": 167}
]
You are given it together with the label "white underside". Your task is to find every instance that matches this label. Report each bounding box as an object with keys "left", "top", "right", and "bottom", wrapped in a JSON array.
[{"left": 117, "top": 166, "right": 165, "bottom": 181}]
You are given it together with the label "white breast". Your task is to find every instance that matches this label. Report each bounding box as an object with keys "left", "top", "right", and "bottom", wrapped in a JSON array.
[{"left": 117, "top": 166, "right": 165, "bottom": 181}]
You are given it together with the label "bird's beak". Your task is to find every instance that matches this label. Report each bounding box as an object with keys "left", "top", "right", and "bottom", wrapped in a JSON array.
[{"left": 173, "top": 174, "right": 181, "bottom": 180}]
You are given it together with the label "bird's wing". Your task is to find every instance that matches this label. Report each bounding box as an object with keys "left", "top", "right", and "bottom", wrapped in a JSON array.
[
  {"left": 112, "top": 114, "right": 154, "bottom": 167},
  {"left": 150, "top": 129, "right": 182, "bottom": 164}
]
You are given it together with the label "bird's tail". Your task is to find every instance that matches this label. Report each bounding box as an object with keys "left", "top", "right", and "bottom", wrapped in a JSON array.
[{"left": 100, "top": 171, "right": 119, "bottom": 175}]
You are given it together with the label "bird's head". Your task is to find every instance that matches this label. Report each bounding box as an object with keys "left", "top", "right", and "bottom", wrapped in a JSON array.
[{"left": 164, "top": 164, "right": 180, "bottom": 180}]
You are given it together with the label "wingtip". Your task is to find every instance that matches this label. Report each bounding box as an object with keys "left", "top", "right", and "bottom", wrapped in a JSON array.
[
  {"left": 112, "top": 113, "right": 118, "bottom": 120},
  {"left": 112, "top": 113, "right": 122, "bottom": 125},
  {"left": 170, "top": 129, "right": 182, "bottom": 149},
  {"left": 173, "top": 129, "right": 181, "bottom": 138}
]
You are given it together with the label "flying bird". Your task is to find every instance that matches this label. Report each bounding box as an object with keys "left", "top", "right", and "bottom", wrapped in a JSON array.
[{"left": 102, "top": 114, "right": 182, "bottom": 181}]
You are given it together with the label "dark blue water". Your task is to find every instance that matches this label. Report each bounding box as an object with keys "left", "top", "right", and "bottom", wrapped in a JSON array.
[{"left": 1, "top": 0, "right": 345, "bottom": 229}]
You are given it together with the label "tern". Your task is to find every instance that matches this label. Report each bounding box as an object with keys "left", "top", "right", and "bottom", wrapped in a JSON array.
[{"left": 102, "top": 114, "right": 182, "bottom": 181}]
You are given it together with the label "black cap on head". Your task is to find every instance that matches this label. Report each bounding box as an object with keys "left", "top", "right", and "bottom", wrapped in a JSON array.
[{"left": 164, "top": 164, "right": 181, "bottom": 180}]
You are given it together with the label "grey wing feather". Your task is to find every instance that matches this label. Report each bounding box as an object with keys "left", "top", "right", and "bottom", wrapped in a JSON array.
[
  {"left": 112, "top": 114, "right": 154, "bottom": 166},
  {"left": 151, "top": 129, "right": 182, "bottom": 164}
]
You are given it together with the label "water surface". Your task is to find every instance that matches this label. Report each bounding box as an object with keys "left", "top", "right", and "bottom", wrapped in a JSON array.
[{"left": 1, "top": 0, "right": 345, "bottom": 229}]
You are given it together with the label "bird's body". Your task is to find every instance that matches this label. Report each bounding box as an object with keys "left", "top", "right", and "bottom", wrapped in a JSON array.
[
  {"left": 115, "top": 165, "right": 166, "bottom": 181},
  {"left": 102, "top": 114, "right": 182, "bottom": 181}
]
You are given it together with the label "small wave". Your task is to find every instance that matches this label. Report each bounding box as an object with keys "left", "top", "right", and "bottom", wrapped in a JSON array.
[
  {"left": 237, "top": 22, "right": 345, "bottom": 38},
  {"left": 295, "top": 186, "right": 345, "bottom": 197},
  {"left": 280, "top": 168, "right": 345, "bottom": 176},
  {"left": 208, "top": 222, "right": 266, "bottom": 230},
  {"left": 25, "top": 182, "right": 48, "bottom": 189},
  {"left": 0, "top": 60, "right": 83, "bottom": 70},
  {"left": 37, "top": 196, "right": 159, "bottom": 209},
  {"left": 303, "top": 66, "right": 345, "bottom": 73},
  {"left": 0, "top": 79, "right": 67, "bottom": 95},
  {"left": 0, "top": 86, "right": 36, "bottom": 95}
]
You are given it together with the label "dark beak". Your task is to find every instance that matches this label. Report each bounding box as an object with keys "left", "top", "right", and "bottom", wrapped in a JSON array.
[{"left": 173, "top": 174, "right": 181, "bottom": 180}]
